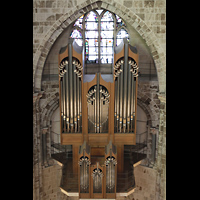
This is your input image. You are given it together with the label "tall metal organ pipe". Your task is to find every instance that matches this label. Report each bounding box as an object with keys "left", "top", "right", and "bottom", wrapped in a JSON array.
[
  {"left": 63, "top": 69, "right": 66, "bottom": 132},
  {"left": 65, "top": 63, "right": 70, "bottom": 132},
  {"left": 73, "top": 62, "right": 77, "bottom": 132},
  {"left": 114, "top": 57, "right": 138, "bottom": 133},
  {"left": 127, "top": 62, "right": 132, "bottom": 133},
  {"left": 123, "top": 43, "right": 128, "bottom": 133},
  {"left": 77, "top": 71, "right": 80, "bottom": 132},
  {"left": 119, "top": 63, "right": 123, "bottom": 133},
  {"left": 68, "top": 43, "right": 74, "bottom": 132},
  {"left": 59, "top": 59, "right": 82, "bottom": 133},
  {"left": 79, "top": 80, "right": 82, "bottom": 132},
  {"left": 60, "top": 77, "right": 63, "bottom": 131},
  {"left": 96, "top": 73, "right": 100, "bottom": 133}
]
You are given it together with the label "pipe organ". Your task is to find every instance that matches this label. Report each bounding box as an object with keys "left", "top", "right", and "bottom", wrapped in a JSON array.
[
  {"left": 114, "top": 39, "right": 139, "bottom": 134},
  {"left": 87, "top": 74, "right": 109, "bottom": 133},
  {"left": 58, "top": 38, "right": 138, "bottom": 199},
  {"left": 59, "top": 39, "right": 83, "bottom": 134}
]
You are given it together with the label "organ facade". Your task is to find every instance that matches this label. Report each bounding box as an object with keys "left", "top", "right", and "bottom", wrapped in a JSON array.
[{"left": 58, "top": 38, "right": 139, "bottom": 199}]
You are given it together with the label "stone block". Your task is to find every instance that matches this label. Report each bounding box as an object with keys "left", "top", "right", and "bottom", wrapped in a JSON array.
[{"left": 124, "top": 1, "right": 132, "bottom": 7}]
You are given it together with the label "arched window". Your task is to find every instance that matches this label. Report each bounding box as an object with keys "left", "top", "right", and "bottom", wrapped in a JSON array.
[{"left": 70, "top": 9, "right": 129, "bottom": 65}]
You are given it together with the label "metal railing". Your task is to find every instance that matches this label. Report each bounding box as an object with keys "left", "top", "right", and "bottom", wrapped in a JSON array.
[
  {"left": 117, "top": 171, "right": 135, "bottom": 192},
  {"left": 60, "top": 172, "right": 79, "bottom": 192},
  {"left": 123, "top": 131, "right": 147, "bottom": 165}
]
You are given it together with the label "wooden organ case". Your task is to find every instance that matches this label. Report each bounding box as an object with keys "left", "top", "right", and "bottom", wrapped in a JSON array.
[{"left": 58, "top": 38, "right": 139, "bottom": 198}]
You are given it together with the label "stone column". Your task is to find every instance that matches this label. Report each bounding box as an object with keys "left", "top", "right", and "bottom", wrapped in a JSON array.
[
  {"left": 155, "top": 93, "right": 166, "bottom": 200},
  {"left": 150, "top": 127, "right": 158, "bottom": 164},
  {"left": 33, "top": 92, "right": 43, "bottom": 200},
  {"left": 42, "top": 127, "right": 48, "bottom": 167}
]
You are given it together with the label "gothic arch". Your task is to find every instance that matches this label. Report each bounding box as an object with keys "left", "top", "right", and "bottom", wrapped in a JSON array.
[
  {"left": 41, "top": 92, "right": 59, "bottom": 128},
  {"left": 137, "top": 91, "right": 160, "bottom": 128},
  {"left": 33, "top": 0, "right": 165, "bottom": 93},
  {"left": 40, "top": 92, "right": 60, "bottom": 161}
]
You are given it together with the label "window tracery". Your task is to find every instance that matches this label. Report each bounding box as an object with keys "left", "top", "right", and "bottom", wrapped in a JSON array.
[{"left": 70, "top": 9, "right": 129, "bottom": 64}]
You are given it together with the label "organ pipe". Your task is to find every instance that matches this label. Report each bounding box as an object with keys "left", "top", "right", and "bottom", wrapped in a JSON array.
[
  {"left": 63, "top": 71, "right": 66, "bottom": 132},
  {"left": 127, "top": 63, "right": 132, "bottom": 133},
  {"left": 60, "top": 77, "right": 63, "bottom": 131},
  {"left": 79, "top": 80, "right": 82, "bottom": 132},
  {"left": 65, "top": 63, "right": 70, "bottom": 132},
  {"left": 77, "top": 71, "right": 80, "bottom": 132},
  {"left": 119, "top": 63, "right": 123, "bottom": 133},
  {"left": 100, "top": 85, "right": 102, "bottom": 133},
  {"left": 87, "top": 84, "right": 109, "bottom": 133},
  {"left": 114, "top": 40, "right": 138, "bottom": 133},
  {"left": 73, "top": 62, "right": 77, "bottom": 132},
  {"left": 123, "top": 43, "right": 128, "bottom": 133},
  {"left": 96, "top": 73, "right": 100, "bottom": 133},
  {"left": 116, "top": 76, "right": 120, "bottom": 132},
  {"left": 68, "top": 43, "right": 73, "bottom": 132},
  {"left": 59, "top": 42, "right": 82, "bottom": 134},
  {"left": 94, "top": 86, "right": 97, "bottom": 133}
]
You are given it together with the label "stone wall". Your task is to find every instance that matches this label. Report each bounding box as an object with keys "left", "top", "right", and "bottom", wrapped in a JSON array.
[
  {"left": 42, "top": 160, "right": 70, "bottom": 200},
  {"left": 33, "top": 1, "right": 166, "bottom": 200},
  {"left": 132, "top": 165, "right": 157, "bottom": 200}
]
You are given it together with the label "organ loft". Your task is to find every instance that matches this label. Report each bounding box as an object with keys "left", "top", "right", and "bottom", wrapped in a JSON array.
[{"left": 57, "top": 37, "right": 143, "bottom": 199}]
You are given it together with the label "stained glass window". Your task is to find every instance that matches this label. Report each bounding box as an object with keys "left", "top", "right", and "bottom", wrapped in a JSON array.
[
  {"left": 70, "top": 9, "right": 129, "bottom": 64},
  {"left": 116, "top": 28, "right": 129, "bottom": 46},
  {"left": 74, "top": 15, "right": 83, "bottom": 29},
  {"left": 70, "top": 29, "right": 83, "bottom": 46},
  {"left": 116, "top": 15, "right": 125, "bottom": 28}
]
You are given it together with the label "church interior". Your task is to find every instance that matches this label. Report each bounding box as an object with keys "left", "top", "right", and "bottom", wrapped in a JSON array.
[{"left": 33, "top": 1, "right": 166, "bottom": 200}]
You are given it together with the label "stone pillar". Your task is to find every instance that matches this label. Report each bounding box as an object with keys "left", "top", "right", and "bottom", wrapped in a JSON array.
[
  {"left": 150, "top": 127, "right": 158, "bottom": 164},
  {"left": 42, "top": 127, "right": 48, "bottom": 166},
  {"left": 155, "top": 93, "right": 166, "bottom": 200},
  {"left": 33, "top": 92, "right": 43, "bottom": 200}
]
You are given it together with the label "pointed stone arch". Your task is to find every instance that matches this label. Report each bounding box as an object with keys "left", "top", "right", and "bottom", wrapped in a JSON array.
[{"left": 33, "top": 0, "right": 165, "bottom": 93}]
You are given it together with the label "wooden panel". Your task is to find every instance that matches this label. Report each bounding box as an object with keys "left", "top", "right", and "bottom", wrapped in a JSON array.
[
  {"left": 59, "top": 46, "right": 69, "bottom": 63},
  {"left": 91, "top": 147, "right": 105, "bottom": 156},
  {"left": 82, "top": 80, "right": 88, "bottom": 141},
  {"left": 114, "top": 46, "right": 124, "bottom": 63},
  {"left": 108, "top": 81, "right": 115, "bottom": 142},
  {"left": 128, "top": 47, "right": 138, "bottom": 65},
  {"left": 72, "top": 47, "right": 82, "bottom": 65},
  {"left": 134, "top": 78, "right": 138, "bottom": 134},
  {"left": 117, "top": 144, "right": 124, "bottom": 173},
  {"left": 61, "top": 134, "right": 83, "bottom": 145},
  {"left": 115, "top": 134, "right": 136, "bottom": 145},
  {"left": 88, "top": 134, "right": 108, "bottom": 146},
  {"left": 73, "top": 144, "right": 80, "bottom": 174}
]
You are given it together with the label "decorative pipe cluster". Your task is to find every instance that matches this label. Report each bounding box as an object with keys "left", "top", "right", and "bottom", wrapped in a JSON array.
[
  {"left": 100, "top": 88, "right": 110, "bottom": 104},
  {"left": 105, "top": 156, "right": 117, "bottom": 166},
  {"left": 105, "top": 155, "right": 117, "bottom": 190},
  {"left": 59, "top": 55, "right": 82, "bottom": 133},
  {"left": 59, "top": 59, "right": 68, "bottom": 78},
  {"left": 92, "top": 167, "right": 103, "bottom": 180},
  {"left": 114, "top": 59, "right": 124, "bottom": 79},
  {"left": 78, "top": 156, "right": 91, "bottom": 166},
  {"left": 79, "top": 155, "right": 90, "bottom": 191},
  {"left": 114, "top": 55, "right": 138, "bottom": 133},
  {"left": 129, "top": 59, "right": 139, "bottom": 77},
  {"left": 73, "top": 59, "right": 83, "bottom": 78},
  {"left": 86, "top": 86, "right": 110, "bottom": 105},
  {"left": 86, "top": 88, "right": 96, "bottom": 104}
]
